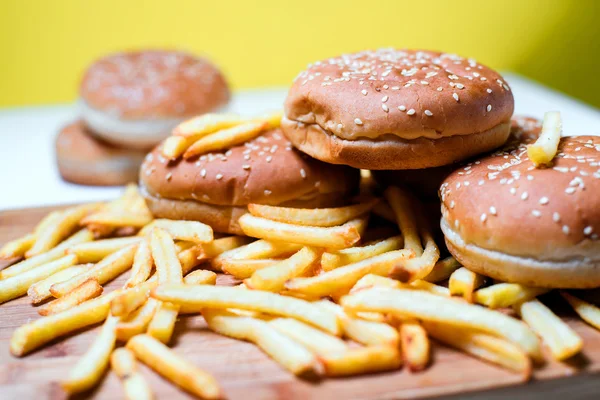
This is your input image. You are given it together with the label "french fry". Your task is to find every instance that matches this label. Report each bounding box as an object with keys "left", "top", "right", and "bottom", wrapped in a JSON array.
[
  {"left": 389, "top": 229, "right": 439, "bottom": 283},
  {"left": 269, "top": 318, "right": 348, "bottom": 355},
  {"left": 184, "top": 270, "right": 217, "bottom": 285},
  {"left": 0, "top": 254, "right": 78, "bottom": 304},
  {"left": 245, "top": 247, "right": 319, "bottom": 292},
  {"left": 0, "top": 233, "right": 35, "bottom": 259},
  {"left": 162, "top": 136, "right": 196, "bottom": 159},
  {"left": 127, "top": 334, "right": 223, "bottom": 399},
  {"left": 474, "top": 283, "right": 549, "bottom": 309},
  {"left": 10, "top": 290, "right": 119, "bottom": 356},
  {"left": 111, "top": 280, "right": 158, "bottom": 317},
  {"left": 111, "top": 348, "right": 154, "bottom": 400},
  {"left": 320, "top": 345, "right": 402, "bottom": 377},
  {"left": 400, "top": 321, "right": 430, "bottom": 371},
  {"left": 50, "top": 244, "right": 138, "bottom": 297},
  {"left": 238, "top": 214, "right": 365, "bottom": 250},
  {"left": 124, "top": 240, "right": 154, "bottom": 288},
  {"left": 212, "top": 239, "right": 300, "bottom": 270},
  {"left": 247, "top": 199, "right": 378, "bottom": 227},
  {"left": 321, "top": 235, "right": 404, "bottom": 271},
  {"left": 424, "top": 256, "right": 461, "bottom": 283},
  {"left": 115, "top": 299, "right": 160, "bottom": 342},
  {"left": 341, "top": 287, "right": 542, "bottom": 360},
  {"left": 527, "top": 111, "right": 562, "bottom": 167},
  {"left": 514, "top": 299, "right": 582, "bottom": 361},
  {"left": 26, "top": 203, "right": 101, "bottom": 257},
  {"left": 204, "top": 309, "right": 320, "bottom": 376},
  {"left": 152, "top": 284, "right": 340, "bottom": 335},
  {"left": 197, "top": 236, "right": 253, "bottom": 261},
  {"left": 176, "top": 245, "right": 203, "bottom": 275},
  {"left": 350, "top": 274, "right": 450, "bottom": 297},
  {"left": 27, "top": 264, "right": 89, "bottom": 304},
  {"left": 423, "top": 321, "right": 532, "bottom": 378},
  {"left": 221, "top": 258, "right": 281, "bottom": 280},
  {"left": 33, "top": 210, "right": 63, "bottom": 235},
  {"left": 147, "top": 302, "right": 180, "bottom": 344},
  {"left": 67, "top": 237, "right": 143, "bottom": 263},
  {"left": 174, "top": 112, "right": 243, "bottom": 137},
  {"left": 316, "top": 300, "right": 399, "bottom": 347},
  {"left": 38, "top": 278, "right": 103, "bottom": 316},
  {"left": 253, "top": 110, "right": 283, "bottom": 128},
  {"left": 384, "top": 186, "right": 422, "bottom": 255},
  {"left": 284, "top": 250, "right": 414, "bottom": 298},
  {"left": 561, "top": 291, "right": 600, "bottom": 331},
  {"left": 148, "top": 219, "right": 213, "bottom": 243},
  {"left": 449, "top": 267, "right": 486, "bottom": 302},
  {"left": 0, "top": 229, "right": 93, "bottom": 279},
  {"left": 61, "top": 316, "right": 118, "bottom": 394},
  {"left": 81, "top": 211, "right": 153, "bottom": 228},
  {"left": 183, "top": 121, "right": 268, "bottom": 159}
]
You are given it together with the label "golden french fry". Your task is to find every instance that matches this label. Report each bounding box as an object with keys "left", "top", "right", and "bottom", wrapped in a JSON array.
[
  {"left": 0, "top": 229, "right": 93, "bottom": 279},
  {"left": 149, "top": 219, "right": 213, "bottom": 243},
  {"left": 341, "top": 287, "right": 542, "bottom": 360},
  {"left": 321, "top": 235, "right": 404, "bottom": 271},
  {"left": 350, "top": 274, "right": 450, "bottom": 297},
  {"left": 0, "top": 233, "right": 36, "bottom": 259},
  {"left": 183, "top": 121, "right": 268, "bottom": 159},
  {"left": 319, "top": 345, "right": 402, "bottom": 377},
  {"left": 111, "top": 348, "right": 154, "bottom": 400},
  {"left": 124, "top": 240, "right": 154, "bottom": 288},
  {"left": 212, "top": 239, "right": 300, "bottom": 270},
  {"left": 247, "top": 199, "right": 378, "bottom": 227},
  {"left": 27, "top": 264, "right": 89, "bottom": 304},
  {"left": 150, "top": 228, "right": 183, "bottom": 284},
  {"left": 61, "top": 316, "right": 118, "bottom": 394},
  {"left": 10, "top": 290, "right": 119, "bottom": 356},
  {"left": 152, "top": 284, "right": 340, "bottom": 335},
  {"left": 527, "top": 111, "right": 562, "bottom": 166},
  {"left": 474, "top": 283, "right": 549, "bottom": 309},
  {"left": 27, "top": 203, "right": 101, "bottom": 257},
  {"left": 423, "top": 321, "right": 532, "bottom": 378},
  {"left": 514, "top": 299, "right": 582, "bottom": 361},
  {"left": 316, "top": 300, "right": 399, "bottom": 347},
  {"left": 284, "top": 250, "right": 414, "bottom": 297},
  {"left": 33, "top": 210, "right": 63, "bottom": 235},
  {"left": 384, "top": 186, "right": 422, "bottom": 255},
  {"left": 115, "top": 299, "right": 160, "bottom": 342},
  {"left": 204, "top": 309, "right": 320, "bottom": 376},
  {"left": 197, "top": 236, "right": 253, "bottom": 261},
  {"left": 174, "top": 113, "right": 243, "bottom": 137},
  {"left": 253, "top": 110, "right": 283, "bottom": 129},
  {"left": 67, "top": 237, "right": 143, "bottom": 263},
  {"left": 81, "top": 211, "right": 153, "bottom": 228},
  {"left": 38, "top": 278, "right": 103, "bottom": 316},
  {"left": 389, "top": 229, "right": 439, "bottom": 283},
  {"left": 245, "top": 247, "right": 319, "bottom": 292},
  {"left": 400, "top": 321, "right": 430, "bottom": 371},
  {"left": 127, "top": 334, "right": 223, "bottom": 399},
  {"left": 147, "top": 302, "right": 180, "bottom": 344},
  {"left": 238, "top": 214, "right": 365, "bottom": 250},
  {"left": 111, "top": 280, "right": 158, "bottom": 317},
  {"left": 221, "top": 258, "right": 281, "bottom": 280},
  {"left": 178, "top": 245, "right": 203, "bottom": 275},
  {"left": 449, "top": 267, "right": 486, "bottom": 302},
  {"left": 184, "top": 270, "right": 217, "bottom": 285},
  {"left": 424, "top": 256, "right": 461, "bottom": 283},
  {"left": 162, "top": 136, "right": 196, "bottom": 159},
  {"left": 561, "top": 291, "right": 600, "bottom": 331},
  {"left": 51, "top": 244, "right": 137, "bottom": 297},
  {"left": 0, "top": 254, "right": 78, "bottom": 304},
  {"left": 269, "top": 318, "right": 348, "bottom": 356}
]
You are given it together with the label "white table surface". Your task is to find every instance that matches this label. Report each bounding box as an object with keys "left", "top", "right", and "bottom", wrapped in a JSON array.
[{"left": 1, "top": 73, "right": 599, "bottom": 211}]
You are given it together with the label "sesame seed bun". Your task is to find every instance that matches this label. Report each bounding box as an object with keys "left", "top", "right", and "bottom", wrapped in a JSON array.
[
  {"left": 80, "top": 50, "right": 230, "bottom": 150},
  {"left": 55, "top": 120, "right": 147, "bottom": 186},
  {"left": 282, "top": 49, "right": 514, "bottom": 170},
  {"left": 440, "top": 118, "right": 600, "bottom": 288},
  {"left": 139, "top": 128, "right": 360, "bottom": 234}
]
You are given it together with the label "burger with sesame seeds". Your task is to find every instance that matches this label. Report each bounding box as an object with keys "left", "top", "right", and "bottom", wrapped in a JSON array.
[
  {"left": 281, "top": 49, "right": 514, "bottom": 170},
  {"left": 440, "top": 118, "right": 600, "bottom": 288},
  {"left": 139, "top": 126, "right": 360, "bottom": 235}
]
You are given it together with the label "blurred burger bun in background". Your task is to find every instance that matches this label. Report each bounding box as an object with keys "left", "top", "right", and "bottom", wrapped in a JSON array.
[{"left": 282, "top": 49, "right": 514, "bottom": 170}]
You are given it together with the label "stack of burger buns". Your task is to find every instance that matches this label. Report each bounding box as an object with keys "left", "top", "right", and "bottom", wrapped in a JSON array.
[{"left": 56, "top": 50, "right": 230, "bottom": 186}]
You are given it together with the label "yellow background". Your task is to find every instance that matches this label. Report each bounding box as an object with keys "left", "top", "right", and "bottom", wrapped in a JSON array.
[{"left": 1, "top": 0, "right": 599, "bottom": 108}]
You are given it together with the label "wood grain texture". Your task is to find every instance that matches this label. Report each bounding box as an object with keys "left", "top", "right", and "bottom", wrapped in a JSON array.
[{"left": 0, "top": 205, "right": 599, "bottom": 400}]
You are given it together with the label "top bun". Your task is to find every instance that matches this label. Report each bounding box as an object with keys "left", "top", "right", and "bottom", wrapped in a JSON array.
[{"left": 282, "top": 49, "right": 514, "bottom": 170}]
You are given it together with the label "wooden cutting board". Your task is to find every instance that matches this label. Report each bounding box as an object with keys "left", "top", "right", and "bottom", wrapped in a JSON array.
[{"left": 1, "top": 205, "right": 599, "bottom": 400}]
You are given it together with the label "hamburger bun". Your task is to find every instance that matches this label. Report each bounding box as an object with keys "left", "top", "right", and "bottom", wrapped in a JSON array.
[
  {"left": 80, "top": 50, "right": 230, "bottom": 150},
  {"left": 440, "top": 118, "right": 600, "bottom": 288},
  {"left": 140, "top": 128, "right": 360, "bottom": 234},
  {"left": 282, "top": 49, "right": 514, "bottom": 170},
  {"left": 55, "top": 120, "right": 147, "bottom": 186}
]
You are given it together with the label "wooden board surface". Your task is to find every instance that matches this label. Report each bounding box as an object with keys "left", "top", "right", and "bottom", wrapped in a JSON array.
[{"left": 1, "top": 205, "right": 600, "bottom": 400}]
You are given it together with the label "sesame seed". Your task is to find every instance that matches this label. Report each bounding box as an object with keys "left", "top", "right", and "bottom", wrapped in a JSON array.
[
  {"left": 361, "top": 89, "right": 368, "bottom": 96},
  {"left": 565, "top": 187, "right": 576, "bottom": 194},
  {"left": 337, "top": 123, "right": 343, "bottom": 131},
  {"left": 584, "top": 226, "right": 593, "bottom": 235},
  {"left": 398, "top": 105, "right": 406, "bottom": 112},
  {"left": 424, "top": 110, "right": 433, "bottom": 117},
  {"left": 456, "top": 83, "right": 465, "bottom": 89},
  {"left": 481, "top": 213, "right": 487, "bottom": 222},
  {"left": 382, "top": 104, "right": 389, "bottom": 112},
  {"left": 486, "top": 104, "right": 492, "bottom": 112},
  {"left": 532, "top": 209, "right": 541, "bottom": 217},
  {"left": 452, "top": 93, "right": 459, "bottom": 102},
  {"left": 354, "top": 118, "right": 363, "bottom": 125},
  {"left": 200, "top": 169, "right": 206, "bottom": 178},
  {"left": 382, "top": 96, "right": 389, "bottom": 102},
  {"left": 244, "top": 154, "right": 250, "bottom": 161},
  {"left": 487, "top": 88, "right": 493, "bottom": 93},
  {"left": 166, "top": 172, "right": 172, "bottom": 181},
  {"left": 407, "top": 109, "right": 416, "bottom": 116},
  {"left": 266, "top": 156, "right": 272, "bottom": 163},
  {"left": 216, "top": 173, "right": 223, "bottom": 180},
  {"left": 563, "top": 225, "right": 570, "bottom": 235},
  {"left": 479, "top": 180, "right": 485, "bottom": 186},
  {"left": 489, "top": 206, "right": 497, "bottom": 215},
  {"left": 539, "top": 197, "right": 549, "bottom": 205},
  {"left": 510, "top": 188, "right": 517, "bottom": 195},
  {"left": 553, "top": 212, "right": 561, "bottom": 222},
  {"left": 437, "top": 87, "right": 443, "bottom": 92},
  {"left": 242, "top": 164, "right": 251, "bottom": 170},
  {"left": 450, "top": 200, "right": 455, "bottom": 209},
  {"left": 264, "top": 189, "right": 271, "bottom": 196},
  {"left": 300, "top": 169, "right": 306, "bottom": 178},
  {"left": 521, "top": 192, "right": 529, "bottom": 200},
  {"left": 527, "top": 175, "right": 534, "bottom": 181}
]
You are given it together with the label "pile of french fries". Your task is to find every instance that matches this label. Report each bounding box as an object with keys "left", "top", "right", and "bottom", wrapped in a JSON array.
[{"left": 2, "top": 182, "right": 600, "bottom": 399}]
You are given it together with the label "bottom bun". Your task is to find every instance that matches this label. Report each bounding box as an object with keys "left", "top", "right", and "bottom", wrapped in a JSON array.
[
  {"left": 56, "top": 120, "right": 147, "bottom": 186},
  {"left": 141, "top": 185, "right": 351, "bottom": 235},
  {"left": 281, "top": 118, "right": 511, "bottom": 170},
  {"left": 441, "top": 217, "right": 600, "bottom": 289}
]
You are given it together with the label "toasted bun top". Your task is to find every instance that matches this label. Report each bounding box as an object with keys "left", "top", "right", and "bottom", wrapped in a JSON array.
[
  {"left": 441, "top": 117, "right": 600, "bottom": 260},
  {"left": 80, "top": 50, "right": 230, "bottom": 119},
  {"left": 284, "top": 49, "right": 514, "bottom": 141},
  {"left": 140, "top": 128, "right": 360, "bottom": 207}
]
